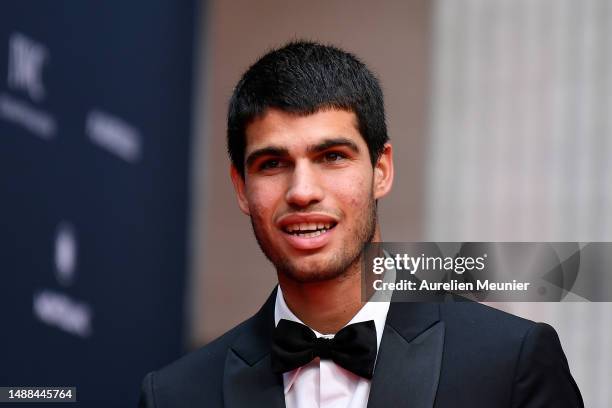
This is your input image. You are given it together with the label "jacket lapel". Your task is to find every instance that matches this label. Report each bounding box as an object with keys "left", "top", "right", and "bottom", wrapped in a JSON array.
[
  {"left": 223, "top": 288, "right": 286, "bottom": 408},
  {"left": 367, "top": 302, "right": 445, "bottom": 408}
]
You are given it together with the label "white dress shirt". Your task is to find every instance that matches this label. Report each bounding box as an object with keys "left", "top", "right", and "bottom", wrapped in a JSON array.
[{"left": 274, "top": 286, "right": 390, "bottom": 408}]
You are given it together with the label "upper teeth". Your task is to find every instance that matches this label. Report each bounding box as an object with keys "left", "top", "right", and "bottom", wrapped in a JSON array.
[{"left": 285, "top": 222, "right": 332, "bottom": 232}]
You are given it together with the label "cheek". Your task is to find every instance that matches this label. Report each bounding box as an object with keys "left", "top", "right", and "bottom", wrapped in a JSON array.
[
  {"left": 246, "top": 181, "right": 285, "bottom": 220},
  {"left": 327, "top": 171, "right": 373, "bottom": 211},
  {"left": 341, "top": 191, "right": 371, "bottom": 235}
]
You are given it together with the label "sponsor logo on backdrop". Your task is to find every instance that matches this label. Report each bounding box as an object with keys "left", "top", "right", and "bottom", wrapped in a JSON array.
[
  {"left": 54, "top": 222, "right": 77, "bottom": 287},
  {"left": 33, "top": 222, "right": 93, "bottom": 338},
  {"left": 0, "top": 32, "right": 57, "bottom": 139},
  {"left": 8, "top": 32, "right": 47, "bottom": 101},
  {"left": 86, "top": 109, "right": 142, "bottom": 163}
]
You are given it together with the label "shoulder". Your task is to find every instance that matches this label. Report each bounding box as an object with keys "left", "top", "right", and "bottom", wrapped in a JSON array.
[
  {"left": 438, "top": 300, "right": 544, "bottom": 361},
  {"left": 440, "top": 299, "right": 535, "bottom": 335},
  {"left": 139, "top": 288, "right": 278, "bottom": 408},
  {"left": 138, "top": 317, "right": 255, "bottom": 408},
  {"left": 438, "top": 300, "right": 571, "bottom": 360},
  {"left": 434, "top": 300, "right": 583, "bottom": 407}
]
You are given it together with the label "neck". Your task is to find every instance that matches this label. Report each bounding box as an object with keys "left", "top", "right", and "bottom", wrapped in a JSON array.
[
  {"left": 278, "top": 229, "right": 381, "bottom": 334},
  {"left": 278, "top": 263, "right": 363, "bottom": 334}
]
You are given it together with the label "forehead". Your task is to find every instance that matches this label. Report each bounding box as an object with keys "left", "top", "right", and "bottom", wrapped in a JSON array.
[{"left": 244, "top": 108, "right": 366, "bottom": 154}]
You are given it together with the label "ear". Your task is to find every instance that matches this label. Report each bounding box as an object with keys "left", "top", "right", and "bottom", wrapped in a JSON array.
[
  {"left": 230, "top": 165, "right": 250, "bottom": 215},
  {"left": 373, "top": 143, "right": 394, "bottom": 199}
]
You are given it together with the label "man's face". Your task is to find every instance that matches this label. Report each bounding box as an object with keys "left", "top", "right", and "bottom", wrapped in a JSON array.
[{"left": 231, "top": 108, "right": 393, "bottom": 283}]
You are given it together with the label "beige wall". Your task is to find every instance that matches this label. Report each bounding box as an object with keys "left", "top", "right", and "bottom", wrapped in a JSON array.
[
  {"left": 427, "top": 1, "right": 612, "bottom": 405},
  {"left": 188, "top": 0, "right": 432, "bottom": 346}
]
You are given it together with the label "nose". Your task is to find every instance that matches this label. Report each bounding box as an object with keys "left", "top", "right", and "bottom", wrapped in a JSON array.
[{"left": 285, "top": 160, "right": 324, "bottom": 208}]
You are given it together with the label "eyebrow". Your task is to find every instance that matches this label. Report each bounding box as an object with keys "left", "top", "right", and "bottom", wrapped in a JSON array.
[
  {"left": 307, "top": 137, "right": 360, "bottom": 155},
  {"left": 245, "top": 146, "right": 289, "bottom": 169},
  {"left": 245, "top": 137, "right": 360, "bottom": 169}
]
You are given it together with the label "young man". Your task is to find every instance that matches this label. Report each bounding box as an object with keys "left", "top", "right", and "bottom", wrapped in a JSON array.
[{"left": 139, "top": 41, "right": 583, "bottom": 407}]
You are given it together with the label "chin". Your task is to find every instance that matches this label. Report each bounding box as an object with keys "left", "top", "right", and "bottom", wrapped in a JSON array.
[
  {"left": 281, "top": 268, "right": 345, "bottom": 284},
  {"left": 277, "top": 254, "right": 358, "bottom": 284}
]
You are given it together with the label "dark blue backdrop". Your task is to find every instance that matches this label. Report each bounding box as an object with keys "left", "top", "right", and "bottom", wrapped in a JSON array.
[{"left": 0, "top": 1, "right": 198, "bottom": 406}]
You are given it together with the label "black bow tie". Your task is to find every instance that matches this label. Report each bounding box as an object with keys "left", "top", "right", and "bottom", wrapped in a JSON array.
[{"left": 271, "top": 319, "right": 378, "bottom": 379}]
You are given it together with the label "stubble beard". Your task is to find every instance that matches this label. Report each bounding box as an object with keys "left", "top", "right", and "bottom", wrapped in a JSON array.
[{"left": 250, "top": 195, "right": 378, "bottom": 284}]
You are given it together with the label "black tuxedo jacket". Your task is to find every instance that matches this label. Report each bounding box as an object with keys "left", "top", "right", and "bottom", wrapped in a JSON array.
[{"left": 139, "top": 289, "right": 583, "bottom": 407}]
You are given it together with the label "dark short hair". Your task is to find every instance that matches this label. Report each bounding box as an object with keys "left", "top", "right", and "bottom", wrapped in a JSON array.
[{"left": 227, "top": 40, "right": 389, "bottom": 177}]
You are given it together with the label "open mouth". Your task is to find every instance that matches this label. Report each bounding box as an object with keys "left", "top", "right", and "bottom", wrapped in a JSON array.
[{"left": 282, "top": 222, "right": 338, "bottom": 238}]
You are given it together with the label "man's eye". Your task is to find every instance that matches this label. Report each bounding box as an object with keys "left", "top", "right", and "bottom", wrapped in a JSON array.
[
  {"left": 259, "top": 159, "right": 281, "bottom": 170},
  {"left": 323, "top": 152, "right": 347, "bottom": 162}
]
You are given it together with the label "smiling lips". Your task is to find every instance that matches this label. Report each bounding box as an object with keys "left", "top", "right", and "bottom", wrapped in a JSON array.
[{"left": 278, "top": 214, "right": 338, "bottom": 250}]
